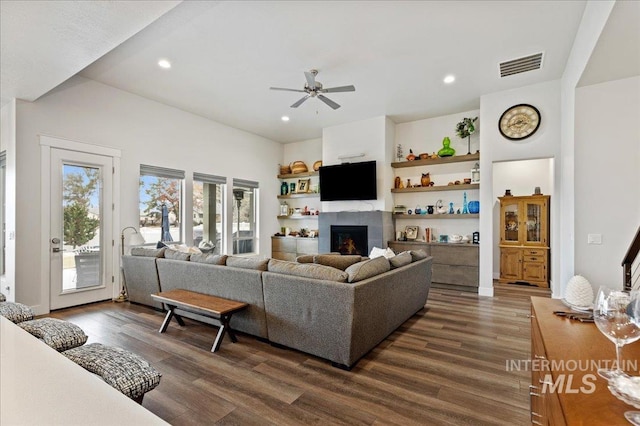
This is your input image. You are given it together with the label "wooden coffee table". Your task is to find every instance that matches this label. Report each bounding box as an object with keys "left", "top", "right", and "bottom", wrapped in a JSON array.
[{"left": 151, "top": 289, "right": 248, "bottom": 352}]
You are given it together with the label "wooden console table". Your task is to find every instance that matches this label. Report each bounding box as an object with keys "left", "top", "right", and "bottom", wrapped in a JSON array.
[
  {"left": 530, "top": 297, "right": 640, "bottom": 425},
  {"left": 151, "top": 289, "right": 248, "bottom": 352}
]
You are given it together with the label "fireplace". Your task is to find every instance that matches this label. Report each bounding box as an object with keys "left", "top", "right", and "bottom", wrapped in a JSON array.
[{"left": 331, "top": 225, "right": 368, "bottom": 255}]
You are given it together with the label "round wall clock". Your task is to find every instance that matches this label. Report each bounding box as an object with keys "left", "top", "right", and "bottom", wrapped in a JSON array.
[{"left": 498, "top": 104, "right": 541, "bottom": 140}]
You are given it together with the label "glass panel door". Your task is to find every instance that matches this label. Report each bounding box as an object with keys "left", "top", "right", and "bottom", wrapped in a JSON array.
[
  {"left": 502, "top": 202, "right": 519, "bottom": 243},
  {"left": 50, "top": 148, "right": 113, "bottom": 310},
  {"left": 525, "top": 202, "right": 542, "bottom": 244}
]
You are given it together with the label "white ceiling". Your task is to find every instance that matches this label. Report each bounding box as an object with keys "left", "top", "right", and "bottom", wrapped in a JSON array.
[
  {"left": 3, "top": 1, "right": 636, "bottom": 144},
  {"left": 0, "top": 0, "right": 181, "bottom": 106}
]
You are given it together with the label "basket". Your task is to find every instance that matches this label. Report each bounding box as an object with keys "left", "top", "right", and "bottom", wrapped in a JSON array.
[
  {"left": 279, "top": 164, "right": 292, "bottom": 175},
  {"left": 290, "top": 161, "right": 308, "bottom": 174},
  {"left": 313, "top": 160, "right": 322, "bottom": 171}
]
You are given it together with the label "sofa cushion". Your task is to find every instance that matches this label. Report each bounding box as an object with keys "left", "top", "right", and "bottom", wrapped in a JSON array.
[
  {"left": 0, "top": 302, "right": 35, "bottom": 323},
  {"left": 63, "top": 343, "right": 161, "bottom": 400},
  {"left": 389, "top": 251, "right": 412, "bottom": 269},
  {"left": 18, "top": 318, "right": 88, "bottom": 352},
  {"left": 164, "top": 249, "right": 191, "bottom": 261},
  {"left": 0, "top": 293, "right": 5, "bottom": 302},
  {"left": 410, "top": 249, "right": 428, "bottom": 262},
  {"left": 130, "top": 247, "right": 166, "bottom": 258},
  {"left": 345, "top": 256, "right": 391, "bottom": 283},
  {"left": 295, "top": 254, "right": 314, "bottom": 263},
  {"left": 226, "top": 256, "right": 269, "bottom": 271},
  {"left": 268, "top": 259, "right": 348, "bottom": 282},
  {"left": 190, "top": 253, "right": 227, "bottom": 265},
  {"left": 313, "top": 254, "right": 362, "bottom": 271}
]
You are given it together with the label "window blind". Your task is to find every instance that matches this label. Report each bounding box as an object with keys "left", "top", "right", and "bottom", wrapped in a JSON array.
[
  {"left": 140, "top": 164, "right": 185, "bottom": 179},
  {"left": 233, "top": 178, "right": 259, "bottom": 189},
  {"left": 193, "top": 172, "right": 226, "bottom": 185}
]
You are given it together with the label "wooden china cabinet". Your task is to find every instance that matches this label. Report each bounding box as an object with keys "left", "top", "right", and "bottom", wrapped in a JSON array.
[{"left": 498, "top": 195, "right": 550, "bottom": 287}]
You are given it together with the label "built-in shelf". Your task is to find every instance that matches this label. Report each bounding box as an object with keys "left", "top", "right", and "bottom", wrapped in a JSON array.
[
  {"left": 277, "top": 193, "right": 320, "bottom": 199},
  {"left": 393, "top": 213, "right": 479, "bottom": 219},
  {"left": 391, "top": 183, "right": 479, "bottom": 193},
  {"left": 277, "top": 171, "right": 319, "bottom": 179},
  {"left": 277, "top": 215, "right": 318, "bottom": 220},
  {"left": 391, "top": 152, "right": 479, "bottom": 168}
]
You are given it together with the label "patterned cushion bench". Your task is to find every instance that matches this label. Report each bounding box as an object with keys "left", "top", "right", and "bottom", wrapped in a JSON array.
[
  {"left": 63, "top": 343, "right": 162, "bottom": 403},
  {"left": 18, "top": 318, "right": 88, "bottom": 352},
  {"left": 0, "top": 302, "right": 35, "bottom": 323}
]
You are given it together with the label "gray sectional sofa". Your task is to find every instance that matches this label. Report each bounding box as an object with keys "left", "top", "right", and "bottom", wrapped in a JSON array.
[{"left": 122, "top": 248, "right": 433, "bottom": 369}]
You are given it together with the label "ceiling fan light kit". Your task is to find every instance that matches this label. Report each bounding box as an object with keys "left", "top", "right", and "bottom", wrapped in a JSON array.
[{"left": 270, "top": 69, "right": 355, "bottom": 110}]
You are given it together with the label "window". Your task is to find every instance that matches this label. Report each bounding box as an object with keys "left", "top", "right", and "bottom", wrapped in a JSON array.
[
  {"left": 139, "top": 165, "right": 185, "bottom": 244},
  {"left": 232, "top": 179, "right": 258, "bottom": 255},
  {"left": 193, "top": 173, "right": 226, "bottom": 255}
]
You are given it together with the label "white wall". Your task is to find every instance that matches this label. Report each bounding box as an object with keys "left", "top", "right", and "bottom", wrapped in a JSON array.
[
  {"left": 15, "top": 76, "right": 283, "bottom": 313},
  {"left": 575, "top": 76, "right": 640, "bottom": 291},
  {"left": 492, "top": 158, "right": 554, "bottom": 278},
  {"left": 322, "top": 116, "right": 390, "bottom": 212},
  {"left": 559, "top": 0, "right": 615, "bottom": 298},
  {"left": 479, "top": 80, "right": 562, "bottom": 297},
  {"left": 0, "top": 101, "right": 16, "bottom": 302}
]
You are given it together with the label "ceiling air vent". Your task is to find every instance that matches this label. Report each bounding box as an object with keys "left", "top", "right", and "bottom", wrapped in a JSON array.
[{"left": 499, "top": 52, "right": 543, "bottom": 77}]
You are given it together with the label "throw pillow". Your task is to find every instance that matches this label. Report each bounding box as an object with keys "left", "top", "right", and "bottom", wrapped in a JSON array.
[
  {"left": 267, "top": 259, "right": 348, "bottom": 282},
  {"left": 345, "top": 256, "right": 391, "bottom": 283},
  {"left": 370, "top": 247, "right": 395, "bottom": 259},
  {"left": 389, "top": 251, "right": 412, "bottom": 269},
  {"left": 313, "top": 254, "right": 362, "bottom": 270},
  {"left": 226, "top": 256, "right": 269, "bottom": 271},
  {"left": 164, "top": 249, "right": 191, "bottom": 261},
  {"left": 189, "top": 253, "right": 227, "bottom": 265},
  {"left": 130, "top": 247, "right": 166, "bottom": 258},
  {"left": 410, "top": 249, "right": 428, "bottom": 262}
]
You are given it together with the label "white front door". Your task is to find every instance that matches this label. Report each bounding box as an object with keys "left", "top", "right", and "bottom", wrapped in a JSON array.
[{"left": 49, "top": 148, "right": 114, "bottom": 310}]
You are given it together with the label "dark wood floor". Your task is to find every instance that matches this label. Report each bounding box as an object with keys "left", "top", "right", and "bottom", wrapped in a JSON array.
[{"left": 50, "top": 284, "right": 549, "bottom": 425}]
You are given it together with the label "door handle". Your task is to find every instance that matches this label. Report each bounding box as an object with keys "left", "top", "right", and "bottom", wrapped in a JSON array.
[{"left": 51, "top": 237, "right": 61, "bottom": 252}]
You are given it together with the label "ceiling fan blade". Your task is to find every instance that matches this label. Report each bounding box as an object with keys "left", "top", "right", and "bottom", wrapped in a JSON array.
[
  {"left": 318, "top": 94, "right": 341, "bottom": 110},
  {"left": 304, "top": 71, "right": 316, "bottom": 88},
  {"left": 270, "top": 87, "right": 306, "bottom": 93},
  {"left": 320, "top": 85, "right": 356, "bottom": 93},
  {"left": 291, "top": 95, "right": 310, "bottom": 108}
]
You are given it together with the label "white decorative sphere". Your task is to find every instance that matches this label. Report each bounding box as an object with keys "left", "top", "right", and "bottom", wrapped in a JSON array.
[{"left": 565, "top": 275, "right": 594, "bottom": 307}]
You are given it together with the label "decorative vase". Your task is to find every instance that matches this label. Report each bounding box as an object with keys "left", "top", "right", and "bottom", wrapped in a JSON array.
[
  {"left": 427, "top": 205, "right": 434, "bottom": 214},
  {"left": 394, "top": 176, "right": 401, "bottom": 189},
  {"left": 462, "top": 192, "right": 469, "bottom": 214},
  {"left": 421, "top": 173, "right": 431, "bottom": 187},
  {"left": 438, "top": 137, "right": 456, "bottom": 157},
  {"left": 468, "top": 201, "right": 480, "bottom": 214},
  {"left": 280, "top": 181, "right": 289, "bottom": 196},
  {"left": 448, "top": 202, "right": 454, "bottom": 214}
]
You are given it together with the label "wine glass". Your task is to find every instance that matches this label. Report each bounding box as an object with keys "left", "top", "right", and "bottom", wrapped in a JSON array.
[{"left": 593, "top": 287, "right": 640, "bottom": 380}]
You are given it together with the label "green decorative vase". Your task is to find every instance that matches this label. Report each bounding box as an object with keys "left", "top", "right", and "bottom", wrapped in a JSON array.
[{"left": 438, "top": 137, "right": 456, "bottom": 157}]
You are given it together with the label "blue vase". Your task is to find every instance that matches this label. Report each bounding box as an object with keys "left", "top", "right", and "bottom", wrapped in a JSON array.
[
  {"left": 468, "top": 201, "right": 480, "bottom": 214},
  {"left": 280, "top": 181, "right": 289, "bottom": 195},
  {"left": 448, "top": 202, "right": 454, "bottom": 214}
]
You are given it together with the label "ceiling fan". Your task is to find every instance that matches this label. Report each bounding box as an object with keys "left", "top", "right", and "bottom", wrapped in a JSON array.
[{"left": 270, "top": 69, "right": 355, "bottom": 110}]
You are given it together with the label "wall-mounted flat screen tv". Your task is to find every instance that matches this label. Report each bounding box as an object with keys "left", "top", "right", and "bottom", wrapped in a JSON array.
[{"left": 319, "top": 160, "right": 377, "bottom": 201}]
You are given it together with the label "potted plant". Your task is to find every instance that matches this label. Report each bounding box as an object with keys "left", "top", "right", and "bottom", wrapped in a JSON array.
[{"left": 455, "top": 117, "right": 478, "bottom": 155}]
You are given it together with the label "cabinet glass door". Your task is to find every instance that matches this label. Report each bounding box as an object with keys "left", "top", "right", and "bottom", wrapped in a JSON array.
[
  {"left": 525, "top": 202, "right": 542, "bottom": 244},
  {"left": 502, "top": 202, "right": 519, "bottom": 243}
]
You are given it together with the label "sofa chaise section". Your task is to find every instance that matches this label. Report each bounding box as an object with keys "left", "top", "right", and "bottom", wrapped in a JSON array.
[
  {"left": 122, "top": 255, "right": 163, "bottom": 309},
  {"left": 262, "top": 256, "right": 433, "bottom": 369}
]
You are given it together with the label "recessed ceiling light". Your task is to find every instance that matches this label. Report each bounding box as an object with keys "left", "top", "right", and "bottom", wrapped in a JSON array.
[
  {"left": 281, "top": 116, "right": 290, "bottom": 122},
  {"left": 158, "top": 59, "right": 171, "bottom": 69},
  {"left": 443, "top": 75, "right": 455, "bottom": 84}
]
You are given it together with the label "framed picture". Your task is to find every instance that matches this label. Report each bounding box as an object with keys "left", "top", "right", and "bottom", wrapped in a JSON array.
[
  {"left": 297, "top": 178, "right": 310, "bottom": 193},
  {"left": 405, "top": 225, "right": 418, "bottom": 240}
]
